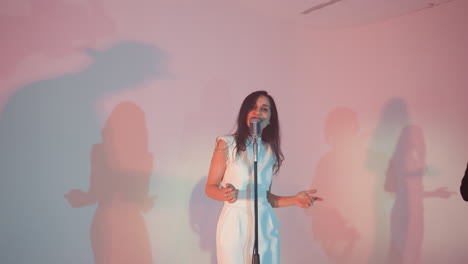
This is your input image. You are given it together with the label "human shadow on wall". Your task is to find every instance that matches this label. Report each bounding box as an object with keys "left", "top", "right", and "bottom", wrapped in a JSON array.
[
  {"left": 385, "top": 125, "right": 453, "bottom": 264},
  {"left": 309, "top": 107, "right": 373, "bottom": 264},
  {"left": 189, "top": 177, "right": 223, "bottom": 264},
  {"left": 0, "top": 42, "right": 169, "bottom": 263},
  {"left": 65, "top": 102, "right": 157, "bottom": 264},
  {"left": 366, "top": 98, "right": 410, "bottom": 264}
]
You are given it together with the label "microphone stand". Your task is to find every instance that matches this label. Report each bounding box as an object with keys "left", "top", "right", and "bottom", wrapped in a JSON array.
[{"left": 252, "top": 136, "right": 260, "bottom": 264}]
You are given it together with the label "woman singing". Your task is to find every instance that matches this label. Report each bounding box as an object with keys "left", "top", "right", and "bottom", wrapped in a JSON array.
[{"left": 205, "top": 90, "right": 321, "bottom": 264}]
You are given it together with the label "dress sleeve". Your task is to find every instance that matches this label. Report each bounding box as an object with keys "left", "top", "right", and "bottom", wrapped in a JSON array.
[{"left": 214, "top": 136, "right": 230, "bottom": 163}]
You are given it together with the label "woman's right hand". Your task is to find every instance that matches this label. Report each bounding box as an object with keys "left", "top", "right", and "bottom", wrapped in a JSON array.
[{"left": 223, "top": 183, "right": 238, "bottom": 203}]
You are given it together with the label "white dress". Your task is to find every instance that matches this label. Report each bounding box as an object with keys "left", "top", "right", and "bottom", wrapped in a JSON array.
[{"left": 216, "top": 136, "right": 280, "bottom": 264}]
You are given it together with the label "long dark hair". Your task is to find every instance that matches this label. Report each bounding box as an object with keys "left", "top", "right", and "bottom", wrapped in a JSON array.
[{"left": 233, "top": 91, "right": 284, "bottom": 174}]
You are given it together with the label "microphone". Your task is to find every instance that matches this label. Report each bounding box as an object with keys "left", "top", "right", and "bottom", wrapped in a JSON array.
[
  {"left": 250, "top": 117, "right": 261, "bottom": 162},
  {"left": 249, "top": 117, "right": 261, "bottom": 139}
]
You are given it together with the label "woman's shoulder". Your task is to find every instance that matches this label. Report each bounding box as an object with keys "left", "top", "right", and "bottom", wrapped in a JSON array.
[
  {"left": 215, "top": 135, "right": 237, "bottom": 152},
  {"left": 214, "top": 135, "right": 236, "bottom": 160},
  {"left": 216, "top": 135, "right": 235, "bottom": 144}
]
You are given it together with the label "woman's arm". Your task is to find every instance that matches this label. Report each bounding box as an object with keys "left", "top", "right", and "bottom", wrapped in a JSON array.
[
  {"left": 267, "top": 189, "right": 321, "bottom": 208},
  {"left": 205, "top": 139, "right": 238, "bottom": 203}
]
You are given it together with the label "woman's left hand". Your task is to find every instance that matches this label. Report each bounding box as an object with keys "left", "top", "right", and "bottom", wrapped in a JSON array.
[{"left": 295, "top": 190, "right": 322, "bottom": 208}]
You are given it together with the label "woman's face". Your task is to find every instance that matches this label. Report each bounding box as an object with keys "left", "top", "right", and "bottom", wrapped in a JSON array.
[{"left": 246, "top": 95, "right": 271, "bottom": 132}]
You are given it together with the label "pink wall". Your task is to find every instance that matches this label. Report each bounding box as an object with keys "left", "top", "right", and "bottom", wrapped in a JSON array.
[{"left": 0, "top": 0, "right": 466, "bottom": 263}]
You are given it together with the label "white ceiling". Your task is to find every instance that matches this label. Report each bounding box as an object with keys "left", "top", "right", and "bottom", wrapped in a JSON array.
[{"left": 239, "top": 0, "right": 456, "bottom": 28}]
